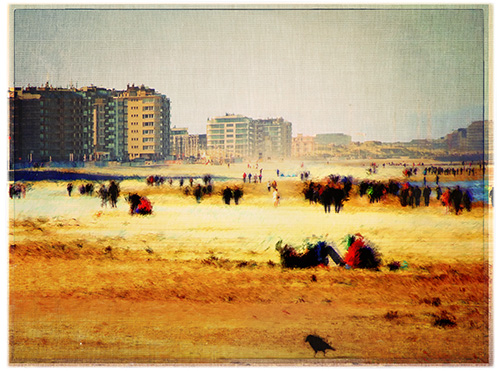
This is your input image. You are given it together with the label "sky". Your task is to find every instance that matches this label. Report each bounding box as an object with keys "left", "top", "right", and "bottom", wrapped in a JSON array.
[{"left": 9, "top": 4, "right": 490, "bottom": 142}]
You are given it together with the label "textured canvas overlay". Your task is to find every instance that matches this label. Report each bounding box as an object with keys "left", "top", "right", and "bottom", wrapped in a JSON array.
[{"left": 8, "top": 4, "right": 492, "bottom": 365}]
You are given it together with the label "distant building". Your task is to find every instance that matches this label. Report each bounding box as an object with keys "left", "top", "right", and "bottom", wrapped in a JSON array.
[
  {"left": 9, "top": 86, "right": 85, "bottom": 164},
  {"left": 206, "top": 114, "right": 292, "bottom": 160},
  {"left": 292, "top": 134, "right": 316, "bottom": 158},
  {"left": 206, "top": 114, "right": 255, "bottom": 159},
  {"left": 116, "top": 84, "right": 171, "bottom": 161},
  {"left": 253, "top": 117, "right": 292, "bottom": 159},
  {"left": 186, "top": 134, "right": 207, "bottom": 159},
  {"left": 9, "top": 83, "right": 171, "bottom": 167},
  {"left": 77, "top": 86, "right": 120, "bottom": 161},
  {"left": 170, "top": 127, "right": 189, "bottom": 159}
]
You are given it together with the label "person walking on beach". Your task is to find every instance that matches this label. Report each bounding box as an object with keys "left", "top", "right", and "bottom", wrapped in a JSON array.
[
  {"left": 98, "top": 184, "right": 108, "bottom": 208},
  {"left": 273, "top": 188, "right": 280, "bottom": 207},
  {"left": 451, "top": 186, "right": 463, "bottom": 215},
  {"left": 194, "top": 184, "right": 203, "bottom": 203},
  {"left": 108, "top": 180, "right": 120, "bottom": 208},
  {"left": 332, "top": 185, "right": 346, "bottom": 213},
  {"left": 441, "top": 188, "right": 451, "bottom": 213},
  {"left": 243, "top": 173, "right": 247, "bottom": 183},
  {"left": 463, "top": 189, "right": 473, "bottom": 212},
  {"left": 67, "top": 183, "right": 73, "bottom": 197},
  {"left": 319, "top": 185, "right": 333, "bottom": 213},
  {"left": 233, "top": 187, "right": 243, "bottom": 205},
  {"left": 222, "top": 186, "right": 233, "bottom": 205},
  {"left": 423, "top": 185, "right": 431, "bottom": 206},
  {"left": 413, "top": 186, "right": 422, "bottom": 207},
  {"left": 436, "top": 185, "right": 442, "bottom": 200}
]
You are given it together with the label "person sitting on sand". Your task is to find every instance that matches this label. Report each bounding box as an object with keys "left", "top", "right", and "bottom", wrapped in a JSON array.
[{"left": 126, "top": 193, "right": 142, "bottom": 215}]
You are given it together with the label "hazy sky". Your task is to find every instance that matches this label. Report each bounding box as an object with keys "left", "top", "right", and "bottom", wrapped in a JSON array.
[{"left": 10, "top": 4, "right": 490, "bottom": 142}]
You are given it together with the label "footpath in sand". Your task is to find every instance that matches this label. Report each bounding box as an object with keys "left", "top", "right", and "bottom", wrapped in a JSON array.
[{"left": 9, "top": 160, "right": 492, "bottom": 364}]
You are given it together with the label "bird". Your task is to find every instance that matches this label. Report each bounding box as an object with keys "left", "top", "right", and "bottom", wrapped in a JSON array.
[{"left": 305, "top": 334, "right": 335, "bottom": 357}]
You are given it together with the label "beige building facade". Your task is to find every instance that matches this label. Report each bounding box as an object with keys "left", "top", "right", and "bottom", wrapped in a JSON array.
[{"left": 117, "top": 85, "right": 171, "bottom": 161}]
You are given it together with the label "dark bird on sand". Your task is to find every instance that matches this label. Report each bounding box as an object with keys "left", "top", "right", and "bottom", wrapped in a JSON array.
[{"left": 305, "top": 334, "right": 335, "bottom": 356}]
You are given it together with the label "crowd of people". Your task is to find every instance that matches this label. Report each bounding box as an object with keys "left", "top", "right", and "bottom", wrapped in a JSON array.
[
  {"left": 303, "top": 175, "right": 353, "bottom": 213},
  {"left": 299, "top": 174, "right": 477, "bottom": 215},
  {"left": 10, "top": 160, "right": 483, "bottom": 219},
  {"left": 146, "top": 175, "right": 166, "bottom": 186},
  {"left": 242, "top": 170, "right": 263, "bottom": 183}
]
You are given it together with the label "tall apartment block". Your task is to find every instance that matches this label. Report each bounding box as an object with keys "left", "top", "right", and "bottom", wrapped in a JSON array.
[
  {"left": 116, "top": 84, "right": 171, "bottom": 161},
  {"left": 10, "top": 86, "right": 85, "bottom": 164},
  {"left": 206, "top": 114, "right": 255, "bottom": 159},
  {"left": 170, "top": 127, "right": 189, "bottom": 160},
  {"left": 253, "top": 117, "right": 292, "bottom": 159},
  {"left": 77, "top": 86, "right": 120, "bottom": 161},
  {"left": 9, "top": 84, "right": 171, "bottom": 166},
  {"left": 206, "top": 114, "right": 291, "bottom": 160}
]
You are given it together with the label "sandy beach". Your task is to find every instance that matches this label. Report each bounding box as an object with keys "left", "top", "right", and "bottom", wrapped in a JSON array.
[{"left": 9, "top": 159, "right": 492, "bottom": 364}]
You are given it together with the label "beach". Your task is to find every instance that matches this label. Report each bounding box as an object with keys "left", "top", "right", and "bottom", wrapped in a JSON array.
[{"left": 8, "top": 159, "right": 492, "bottom": 364}]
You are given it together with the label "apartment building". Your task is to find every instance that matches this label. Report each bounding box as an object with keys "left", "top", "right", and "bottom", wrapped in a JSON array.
[
  {"left": 292, "top": 134, "right": 316, "bottom": 158},
  {"left": 187, "top": 134, "right": 207, "bottom": 159},
  {"left": 206, "top": 114, "right": 255, "bottom": 159},
  {"left": 9, "top": 86, "right": 85, "bottom": 164},
  {"left": 77, "top": 86, "right": 119, "bottom": 161},
  {"left": 206, "top": 114, "right": 292, "bottom": 160},
  {"left": 253, "top": 117, "right": 292, "bottom": 159},
  {"left": 170, "top": 127, "right": 189, "bottom": 159},
  {"left": 9, "top": 84, "right": 171, "bottom": 166},
  {"left": 115, "top": 84, "right": 171, "bottom": 161}
]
